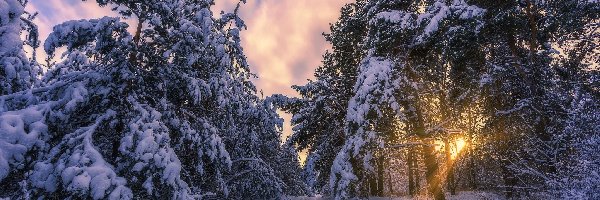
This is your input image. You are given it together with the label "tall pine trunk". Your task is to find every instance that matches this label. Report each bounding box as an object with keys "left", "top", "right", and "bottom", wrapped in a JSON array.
[
  {"left": 403, "top": 65, "right": 445, "bottom": 200},
  {"left": 408, "top": 147, "right": 418, "bottom": 196},
  {"left": 422, "top": 140, "right": 445, "bottom": 200},
  {"left": 444, "top": 139, "right": 456, "bottom": 195},
  {"left": 415, "top": 109, "right": 444, "bottom": 200},
  {"left": 376, "top": 154, "right": 385, "bottom": 196}
]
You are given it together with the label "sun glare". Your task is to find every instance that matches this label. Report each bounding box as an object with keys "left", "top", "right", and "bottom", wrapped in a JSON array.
[
  {"left": 433, "top": 137, "right": 468, "bottom": 159},
  {"left": 451, "top": 138, "right": 467, "bottom": 160}
]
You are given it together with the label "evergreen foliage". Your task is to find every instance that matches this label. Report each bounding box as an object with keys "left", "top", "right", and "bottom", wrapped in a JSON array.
[{"left": 0, "top": 0, "right": 305, "bottom": 199}]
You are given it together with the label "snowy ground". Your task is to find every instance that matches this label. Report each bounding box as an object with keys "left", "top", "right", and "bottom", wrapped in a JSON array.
[{"left": 288, "top": 191, "right": 505, "bottom": 200}]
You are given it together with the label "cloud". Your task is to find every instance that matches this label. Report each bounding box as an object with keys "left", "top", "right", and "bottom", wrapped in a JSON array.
[
  {"left": 224, "top": 0, "right": 351, "bottom": 97},
  {"left": 240, "top": 1, "right": 350, "bottom": 152}
]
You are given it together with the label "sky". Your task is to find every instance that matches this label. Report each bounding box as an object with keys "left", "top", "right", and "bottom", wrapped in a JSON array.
[{"left": 27, "top": 0, "right": 352, "bottom": 150}]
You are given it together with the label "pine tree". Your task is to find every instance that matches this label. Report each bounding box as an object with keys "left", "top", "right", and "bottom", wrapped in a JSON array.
[
  {"left": 325, "top": 0, "right": 599, "bottom": 199},
  {"left": 0, "top": 0, "right": 39, "bottom": 107},
  {"left": 476, "top": 0, "right": 599, "bottom": 197},
  {"left": 1, "top": 0, "right": 301, "bottom": 199},
  {"left": 0, "top": 0, "right": 42, "bottom": 197},
  {"left": 329, "top": 0, "right": 489, "bottom": 199},
  {"left": 272, "top": 144, "right": 310, "bottom": 196},
  {"left": 278, "top": 0, "right": 369, "bottom": 194}
]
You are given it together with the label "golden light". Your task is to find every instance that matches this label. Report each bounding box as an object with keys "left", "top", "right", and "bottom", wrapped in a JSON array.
[
  {"left": 451, "top": 138, "right": 467, "bottom": 160},
  {"left": 434, "top": 140, "right": 445, "bottom": 152},
  {"left": 432, "top": 137, "right": 468, "bottom": 159}
]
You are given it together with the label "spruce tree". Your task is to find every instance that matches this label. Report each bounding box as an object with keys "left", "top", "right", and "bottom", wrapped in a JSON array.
[
  {"left": 324, "top": 0, "right": 599, "bottom": 199},
  {"left": 1, "top": 0, "right": 301, "bottom": 198},
  {"left": 0, "top": 0, "right": 42, "bottom": 197},
  {"left": 329, "top": 0, "right": 488, "bottom": 198},
  {"left": 278, "top": 0, "right": 368, "bottom": 194},
  {"left": 0, "top": 0, "right": 39, "bottom": 106}
]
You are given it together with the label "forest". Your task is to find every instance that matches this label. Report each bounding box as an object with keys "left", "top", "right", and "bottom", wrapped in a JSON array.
[{"left": 0, "top": 0, "right": 599, "bottom": 199}]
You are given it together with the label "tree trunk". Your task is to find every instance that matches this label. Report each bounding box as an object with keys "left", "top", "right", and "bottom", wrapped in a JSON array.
[
  {"left": 402, "top": 63, "right": 445, "bottom": 200},
  {"left": 388, "top": 167, "right": 394, "bottom": 195},
  {"left": 369, "top": 172, "right": 377, "bottom": 196},
  {"left": 524, "top": 0, "right": 539, "bottom": 56},
  {"left": 413, "top": 149, "right": 420, "bottom": 195},
  {"left": 129, "top": 17, "right": 143, "bottom": 65},
  {"left": 376, "top": 155, "right": 385, "bottom": 196},
  {"left": 445, "top": 139, "right": 456, "bottom": 195},
  {"left": 422, "top": 141, "right": 445, "bottom": 200},
  {"left": 501, "top": 160, "right": 517, "bottom": 199},
  {"left": 468, "top": 151, "right": 477, "bottom": 190},
  {"left": 407, "top": 100, "right": 445, "bottom": 199},
  {"left": 408, "top": 147, "right": 417, "bottom": 196},
  {"left": 413, "top": 108, "right": 445, "bottom": 200},
  {"left": 466, "top": 110, "right": 478, "bottom": 190},
  {"left": 497, "top": 123, "right": 517, "bottom": 199},
  {"left": 369, "top": 153, "right": 385, "bottom": 196}
]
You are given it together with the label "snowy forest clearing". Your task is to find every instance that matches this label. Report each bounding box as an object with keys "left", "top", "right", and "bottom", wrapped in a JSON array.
[{"left": 1, "top": 0, "right": 599, "bottom": 199}]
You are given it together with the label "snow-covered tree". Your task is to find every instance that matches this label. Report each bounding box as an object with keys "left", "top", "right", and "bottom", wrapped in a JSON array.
[
  {"left": 277, "top": 0, "right": 369, "bottom": 194},
  {"left": 0, "top": 0, "right": 39, "bottom": 106},
  {"left": 1, "top": 0, "right": 302, "bottom": 199},
  {"left": 475, "top": 0, "right": 599, "bottom": 197},
  {"left": 322, "top": 0, "right": 598, "bottom": 199},
  {"left": 328, "top": 1, "right": 489, "bottom": 199},
  {"left": 547, "top": 90, "right": 600, "bottom": 199},
  {"left": 0, "top": 0, "right": 42, "bottom": 197},
  {"left": 273, "top": 144, "right": 310, "bottom": 196}
]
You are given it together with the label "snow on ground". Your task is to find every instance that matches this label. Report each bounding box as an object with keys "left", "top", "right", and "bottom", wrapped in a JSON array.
[{"left": 287, "top": 191, "right": 504, "bottom": 200}]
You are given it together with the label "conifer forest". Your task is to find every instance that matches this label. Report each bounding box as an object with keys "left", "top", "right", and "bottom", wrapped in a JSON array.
[{"left": 0, "top": 0, "right": 599, "bottom": 199}]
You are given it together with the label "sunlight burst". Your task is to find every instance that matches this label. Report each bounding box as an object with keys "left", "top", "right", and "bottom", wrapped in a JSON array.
[{"left": 451, "top": 138, "right": 467, "bottom": 160}]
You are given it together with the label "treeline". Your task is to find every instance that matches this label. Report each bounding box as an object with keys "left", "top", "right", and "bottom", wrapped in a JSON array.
[
  {"left": 0, "top": 0, "right": 307, "bottom": 199},
  {"left": 278, "top": 0, "right": 600, "bottom": 199}
]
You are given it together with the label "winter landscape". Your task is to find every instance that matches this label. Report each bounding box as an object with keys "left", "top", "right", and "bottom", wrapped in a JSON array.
[{"left": 1, "top": 0, "right": 599, "bottom": 199}]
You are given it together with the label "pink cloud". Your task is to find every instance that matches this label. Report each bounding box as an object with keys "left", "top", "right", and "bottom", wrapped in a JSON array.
[
  {"left": 233, "top": 0, "right": 351, "bottom": 97},
  {"left": 230, "top": 1, "right": 351, "bottom": 148}
]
